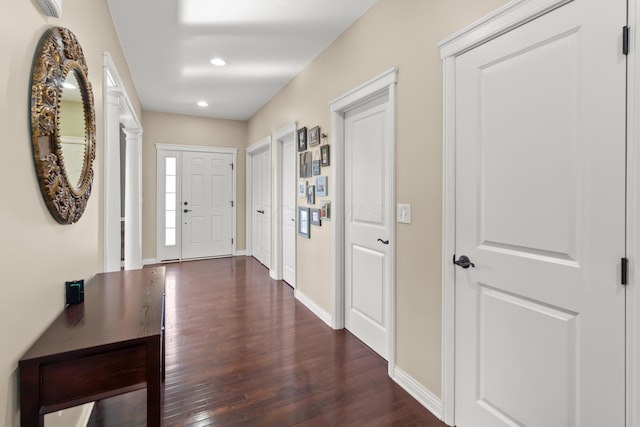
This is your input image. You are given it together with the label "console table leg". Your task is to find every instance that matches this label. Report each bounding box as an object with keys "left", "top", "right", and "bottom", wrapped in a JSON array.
[
  {"left": 147, "top": 338, "right": 162, "bottom": 426},
  {"left": 20, "top": 363, "right": 44, "bottom": 427}
]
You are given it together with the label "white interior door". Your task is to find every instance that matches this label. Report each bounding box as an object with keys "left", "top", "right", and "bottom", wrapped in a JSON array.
[
  {"left": 282, "top": 136, "right": 296, "bottom": 286},
  {"left": 251, "top": 148, "right": 271, "bottom": 267},
  {"left": 344, "top": 94, "right": 393, "bottom": 360},
  {"left": 453, "top": 1, "right": 626, "bottom": 425},
  {"left": 182, "top": 151, "right": 233, "bottom": 259}
]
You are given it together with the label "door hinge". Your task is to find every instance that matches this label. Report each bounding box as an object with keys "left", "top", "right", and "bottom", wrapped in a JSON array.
[
  {"left": 230, "top": 200, "right": 234, "bottom": 207},
  {"left": 232, "top": 238, "right": 234, "bottom": 244},
  {"left": 230, "top": 163, "right": 234, "bottom": 170},
  {"left": 623, "top": 26, "right": 630, "bottom": 56},
  {"left": 622, "top": 257, "right": 629, "bottom": 285}
]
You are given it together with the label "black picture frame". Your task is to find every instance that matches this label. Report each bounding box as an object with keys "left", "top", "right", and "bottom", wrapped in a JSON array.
[
  {"left": 310, "top": 208, "right": 321, "bottom": 226},
  {"left": 308, "top": 126, "right": 320, "bottom": 146},
  {"left": 320, "top": 144, "right": 330, "bottom": 166},
  {"left": 297, "top": 127, "right": 307, "bottom": 152},
  {"left": 298, "top": 207, "right": 310, "bottom": 238}
]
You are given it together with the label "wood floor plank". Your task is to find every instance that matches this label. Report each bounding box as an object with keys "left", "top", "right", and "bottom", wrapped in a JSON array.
[{"left": 86, "top": 257, "right": 445, "bottom": 426}]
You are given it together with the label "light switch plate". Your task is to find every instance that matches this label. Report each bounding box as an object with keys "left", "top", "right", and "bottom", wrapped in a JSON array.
[{"left": 397, "top": 204, "right": 411, "bottom": 224}]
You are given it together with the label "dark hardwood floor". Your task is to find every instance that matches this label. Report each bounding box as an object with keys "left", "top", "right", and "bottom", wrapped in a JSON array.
[{"left": 87, "top": 257, "right": 445, "bottom": 427}]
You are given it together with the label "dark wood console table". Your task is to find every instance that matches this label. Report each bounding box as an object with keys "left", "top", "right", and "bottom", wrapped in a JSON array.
[{"left": 19, "top": 267, "right": 165, "bottom": 426}]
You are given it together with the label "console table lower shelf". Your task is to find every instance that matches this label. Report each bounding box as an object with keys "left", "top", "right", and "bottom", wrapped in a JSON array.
[{"left": 19, "top": 267, "right": 165, "bottom": 426}]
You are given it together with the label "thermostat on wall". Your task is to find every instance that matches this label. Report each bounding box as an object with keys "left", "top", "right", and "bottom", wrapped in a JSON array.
[{"left": 37, "top": 0, "right": 62, "bottom": 18}]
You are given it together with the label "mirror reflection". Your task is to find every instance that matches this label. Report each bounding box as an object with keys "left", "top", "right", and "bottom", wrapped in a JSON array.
[{"left": 59, "top": 70, "right": 86, "bottom": 189}]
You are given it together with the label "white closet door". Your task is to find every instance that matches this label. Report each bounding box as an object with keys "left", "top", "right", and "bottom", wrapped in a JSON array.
[{"left": 453, "top": 0, "right": 626, "bottom": 425}]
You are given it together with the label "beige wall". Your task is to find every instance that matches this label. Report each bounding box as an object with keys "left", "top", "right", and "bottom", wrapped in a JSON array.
[
  {"left": 141, "top": 111, "right": 248, "bottom": 260},
  {"left": 0, "top": 0, "right": 140, "bottom": 424},
  {"left": 248, "top": 0, "right": 508, "bottom": 397}
]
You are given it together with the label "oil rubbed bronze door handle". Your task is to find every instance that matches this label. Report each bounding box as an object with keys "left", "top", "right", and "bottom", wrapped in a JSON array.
[
  {"left": 377, "top": 239, "right": 389, "bottom": 245},
  {"left": 453, "top": 255, "right": 475, "bottom": 269}
]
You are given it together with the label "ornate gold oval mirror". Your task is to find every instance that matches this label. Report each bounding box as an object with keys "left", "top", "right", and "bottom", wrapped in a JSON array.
[{"left": 30, "top": 27, "right": 96, "bottom": 224}]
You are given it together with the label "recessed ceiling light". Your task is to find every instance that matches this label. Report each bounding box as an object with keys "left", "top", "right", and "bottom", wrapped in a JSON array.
[
  {"left": 210, "top": 57, "right": 226, "bottom": 67},
  {"left": 197, "top": 101, "right": 208, "bottom": 107}
]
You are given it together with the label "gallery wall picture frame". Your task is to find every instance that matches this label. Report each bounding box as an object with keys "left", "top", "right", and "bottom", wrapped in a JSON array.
[
  {"left": 316, "top": 176, "right": 327, "bottom": 197},
  {"left": 308, "top": 126, "right": 320, "bottom": 146},
  {"left": 321, "top": 200, "right": 331, "bottom": 221},
  {"left": 312, "top": 159, "right": 321, "bottom": 176},
  {"left": 297, "top": 127, "right": 307, "bottom": 152},
  {"left": 298, "top": 207, "right": 310, "bottom": 238},
  {"left": 310, "top": 208, "right": 321, "bottom": 226},
  {"left": 299, "top": 153, "right": 306, "bottom": 178},
  {"left": 305, "top": 152, "right": 313, "bottom": 177},
  {"left": 307, "top": 185, "right": 315, "bottom": 205},
  {"left": 298, "top": 180, "right": 307, "bottom": 198},
  {"left": 320, "top": 144, "right": 330, "bottom": 167}
]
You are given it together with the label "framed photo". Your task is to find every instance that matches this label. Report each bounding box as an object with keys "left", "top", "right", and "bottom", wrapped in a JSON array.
[
  {"left": 312, "top": 159, "right": 321, "bottom": 176},
  {"left": 298, "top": 207, "right": 310, "bottom": 238},
  {"left": 320, "top": 144, "right": 330, "bottom": 167},
  {"left": 308, "top": 126, "right": 320, "bottom": 146},
  {"left": 307, "top": 185, "right": 315, "bottom": 205},
  {"left": 298, "top": 180, "right": 307, "bottom": 198},
  {"left": 300, "top": 152, "right": 313, "bottom": 178},
  {"left": 321, "top": 200, "right": 331, "bottom": 221},
  {"left": 310, "top": 208, "right": 321, "bottom": 226},
  {"left": 297, "top": 127, "right": 307, "bottom": 152},
  {"left": 316, "top": 176, "right": 327, "bottom": 197}
]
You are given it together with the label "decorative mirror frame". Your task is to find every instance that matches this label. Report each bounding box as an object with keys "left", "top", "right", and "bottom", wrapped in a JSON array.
[{"left": 30, "top": 27, "right": 96, "bottom": 224}]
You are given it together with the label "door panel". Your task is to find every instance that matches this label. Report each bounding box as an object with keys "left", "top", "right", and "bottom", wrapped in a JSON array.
[
  {"left": 182, "top": 152, "right": 233, "bottom": 259},
  {"left": 454, "top": 1, "right": 626, "bottom": 425},
  {"left": 345, "top": 95, "right": 392, "bottom": 360}
]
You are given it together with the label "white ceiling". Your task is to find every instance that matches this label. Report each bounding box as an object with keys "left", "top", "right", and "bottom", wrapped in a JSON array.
[{"left": 106, "top": 0, "right": 378, "bottom": 121}]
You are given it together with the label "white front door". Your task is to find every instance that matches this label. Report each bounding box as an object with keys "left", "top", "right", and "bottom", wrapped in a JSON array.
[
  {"left": 453, "top": 1, "right": 626, "bottom": 425},
  {"left": 182, "top": 151, "right": 233, "bottom": 259},
  {"left": 282, "top": 135, "right": 296, "bottom": 286},
  {"left": 344, "top": 94, "right": 393, "bottom": 360},
  {"left": 251, "top": 148, "right": 271, "bottom": 267}
]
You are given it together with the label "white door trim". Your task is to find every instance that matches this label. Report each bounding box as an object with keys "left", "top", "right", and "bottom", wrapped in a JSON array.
[
  {"left": 627, "top": 2, "right": 640, "bottom": 426},
  {"left": 246, "top": 136, "right": 272, "bottom": 263},
  {"left": 439, "top": 1, "right": 632, "bottom": 425},
  {"left": 155, "top": 143, "right": 238, "bottom": 261},
  {"left": 103, "top": 52, "right": 143, "bottom": 271},
  {"left": 273, "top": 122, "right": 298, "bottom": 283},
  {"left": 329, "top": 67, "right": 397, "bottom": 376}
]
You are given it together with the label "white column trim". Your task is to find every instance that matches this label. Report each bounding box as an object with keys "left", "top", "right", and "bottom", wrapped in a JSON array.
[
  {"left": 123, "top": 128, "right": 143, "bottom": 270},
  {"left": 103, "top": 52, "right": 143, "bottom": 272}
]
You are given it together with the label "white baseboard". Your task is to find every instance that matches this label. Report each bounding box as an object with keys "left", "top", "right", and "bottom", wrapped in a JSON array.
[
  {"left": 294, "top": 289, "right": 332, "bottom": 327},
  {"left": 143, "top": 258, "right": 158, "bottom": 265},
  {"left": 235, "top": 250, "right": 247, "bottom": 256},
  {"left": 392, "top": 367, "right": 443, "bottom": 421},
  {"left": 78, "top": 402, "right": 95, "bottom": 427}
]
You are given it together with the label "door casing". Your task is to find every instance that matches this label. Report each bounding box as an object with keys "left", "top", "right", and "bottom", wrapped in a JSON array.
[
  {"left": 329, "top": 67, "right": 397, "bottom": 376},
  {"left": 246, "top": 136, "right": 272, "bottom": 269},
  {"left": 273, "top": 122, "right": 298, "bottom": 285},
  {"left": 439, "top": 0, "right": 640, "bottom": 424},
  {"left": 155, "top": 144, "right": 237, "bottom": 262}
]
